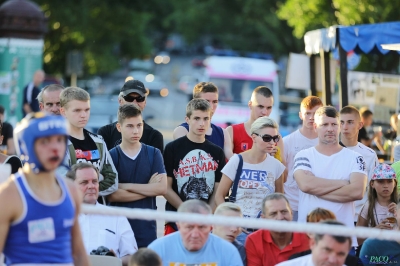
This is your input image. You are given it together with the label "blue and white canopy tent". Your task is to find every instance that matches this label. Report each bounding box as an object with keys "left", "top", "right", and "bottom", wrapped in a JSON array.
[{"left": 304, "top": 21, "right": 400, "bottom": 107}]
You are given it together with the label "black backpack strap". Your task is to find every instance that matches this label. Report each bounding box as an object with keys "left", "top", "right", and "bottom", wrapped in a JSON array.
[{"left": 229, "top": 154, "right": 243, "bottom": 203}]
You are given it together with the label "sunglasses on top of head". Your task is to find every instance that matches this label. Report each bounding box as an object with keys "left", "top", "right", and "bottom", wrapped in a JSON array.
[
  {"left": 123, "top": 95, "right": 146, "bottom": 103},
  {"left": 253, "top": 133, "right": 280, "bottom": 143}
]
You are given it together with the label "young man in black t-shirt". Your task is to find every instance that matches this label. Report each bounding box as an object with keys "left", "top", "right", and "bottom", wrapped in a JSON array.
[
  {"left": 60, "top": 87, "right": 118, "bottom": 197},
  {"left": 163, "top": 98, "right": 226, "bottom": 235}
]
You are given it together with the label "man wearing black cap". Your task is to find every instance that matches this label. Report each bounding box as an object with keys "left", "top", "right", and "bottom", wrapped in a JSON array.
[{"left": 98, "top": 80, "right": 164, "bottom": 152}]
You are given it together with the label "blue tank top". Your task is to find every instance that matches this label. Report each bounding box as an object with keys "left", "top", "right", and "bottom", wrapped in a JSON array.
[
  {"left": 180, "top": 122, "right": 224, "bottom": 149},
  {"left": 4, "top": 173, "right": 75, "bottom": 265}
]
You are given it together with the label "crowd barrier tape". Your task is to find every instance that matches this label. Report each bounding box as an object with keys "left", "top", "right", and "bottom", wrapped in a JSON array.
[{"left": 81, "top": 204, "right": 400, "bottom": 241}]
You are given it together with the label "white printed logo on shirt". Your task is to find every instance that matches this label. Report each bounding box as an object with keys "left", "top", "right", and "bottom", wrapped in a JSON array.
[
  {"left": 173, "top": 149, "right": 218, "bottom": 202},
  {"left": 28, "top": 217, "right": 56, "bottom": 243},
  {"left": 356, "top": 156, "right": 366, "bottom": 171},
  {"left": 237, "top": 169, "right": 276, "bottom": 218}
]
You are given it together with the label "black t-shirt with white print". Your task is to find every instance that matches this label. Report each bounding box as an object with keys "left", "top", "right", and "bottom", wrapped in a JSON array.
[
  {"left": 163, "top": 136, "right": 226, "bottom": 212},
  {"left": 69, "top": 130, "right": 100, "bottom": 170}
]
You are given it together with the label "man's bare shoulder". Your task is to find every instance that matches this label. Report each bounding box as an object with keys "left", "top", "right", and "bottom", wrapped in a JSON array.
[
  {"left": 0, "top": 177, "right": 23, "bottom": 222},
  {"left": 173, "top": 125, "right": 189, "bottom": 140},
  {"left": 226, "top": 125, "right": 233, "bottom": 135},
  {"left": 0, "top": 177, "right": 19, "bottom": 201}
]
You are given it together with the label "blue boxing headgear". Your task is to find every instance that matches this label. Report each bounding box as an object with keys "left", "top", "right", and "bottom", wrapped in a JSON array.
[{"left": 14, "top": 113, "right": 69, "bottom": 173}]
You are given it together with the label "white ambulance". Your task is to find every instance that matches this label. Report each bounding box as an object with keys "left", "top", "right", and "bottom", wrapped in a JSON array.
[{"left": 204, "top": 56, "right": 280, "bottom": 127}]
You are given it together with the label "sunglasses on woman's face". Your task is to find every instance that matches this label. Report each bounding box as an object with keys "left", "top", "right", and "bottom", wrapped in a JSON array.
[
  {"left": 123, "top": 95, "right": 146, "bottom": 103},
  {"left": 253, "top": 133, "right": 280, "bottom": 143}
]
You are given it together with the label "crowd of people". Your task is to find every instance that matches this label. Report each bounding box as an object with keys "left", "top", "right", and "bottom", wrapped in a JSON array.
[{"left": 0, "top": 70, "right": 399, "bottom": 266}]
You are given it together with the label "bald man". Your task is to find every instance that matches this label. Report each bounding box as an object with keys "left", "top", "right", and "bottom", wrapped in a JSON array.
[{"left": 22, "top": 70, "right": 45, "bottom": 116}]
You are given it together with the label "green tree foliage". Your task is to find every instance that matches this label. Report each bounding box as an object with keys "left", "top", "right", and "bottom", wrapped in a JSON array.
[
  {"left": 37, "top": 0, "right": 156, "bottom": 75},
  {"left": 278, "top": 0, "right": 400, "bottom": 73},
  {"left": 167, "top": 0, "right": 302, "bottom": 56},
  {"left": 0, "top": 0, "right": 301, "bottom": 75},
  {"left": 278, "top": 0, "right": 400, "bottom": 39}
]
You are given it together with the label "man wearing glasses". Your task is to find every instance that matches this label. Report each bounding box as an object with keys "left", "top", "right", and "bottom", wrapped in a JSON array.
[{"left": 98, "top": 80, "right": 164, "bottom": 152}]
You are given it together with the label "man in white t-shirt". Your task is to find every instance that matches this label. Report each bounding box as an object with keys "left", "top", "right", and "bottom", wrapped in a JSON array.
[
  {"left": 283, "top": 96, "right": 322, "bottom": 221},
  {"left": 293, "top": 106, "right": 367, "bottom": 250},
  {"left": 277, "top": 220, "right": 351, "bottom": 266},
  {"left": 339, "top": 106, "right": 379, "bottom": 223}
]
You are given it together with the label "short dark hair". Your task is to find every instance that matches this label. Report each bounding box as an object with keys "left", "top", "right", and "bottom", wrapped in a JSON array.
[
  {"left": 314, "top": 220, "right": 351, "bottom": 247},
  {"left": 66, "top": 162, "right": 99, "bottom": 181},
  {"left": 118, "top": 104, "right": 142, "bottom": 124},
  {"left": 0, "top": 105, "right": 4, "bottom": 115},
  {"left": 253, "top": 86, "right": 273, "bottom": 99},
  {"left": 193, "top": 82, "right": 218, "bottom": 98},
  {"left": 361, "top": 109, "right": 373, "bottom": 119},
  {"left": 129, "top": 248, "right": 162, "bottom": 266},
  {"left": 261, "top": 193, "right": 290, "bottom": 214},
  {"left": 315, "top": 106, "right": 338, "bottom": 119},
  {"left": 186, "top": 98, "right": 211, "bottom": 118}
]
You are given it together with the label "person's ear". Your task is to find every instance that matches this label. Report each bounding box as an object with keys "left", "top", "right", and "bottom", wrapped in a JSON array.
[
  {"left": 116, "top": 122, "right": 122, "bottom": 133},
  {"left": 309, "top": 236, "right": 316, "bottom": 250},
  {"left": 185, "top": 116, "right": 189, "bottom": 124},
  {"left": 359, "top": 121, "right": 364, "bottom": 129},
  {"left": 248, "top": 100, "right": 252, "bottom": 109},
  {"left": 370, "top": 180, "right": 375, "bottom": 189},
  {"left": 118, "top": 97, "right": 124, "bottom": 105},
  {"left": 60, "top": 107, "right": 66, "bottom": 117},
  {"left": 299, "top": 111, "right": 303, "bottom": 121},
  {"left": 251, "top": 133, "right": 257, "bottom": 143}
]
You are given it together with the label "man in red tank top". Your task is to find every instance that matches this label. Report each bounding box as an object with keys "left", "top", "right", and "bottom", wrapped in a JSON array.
[{"left": 226, "top": 86, "right": 285, "bottom": 164}]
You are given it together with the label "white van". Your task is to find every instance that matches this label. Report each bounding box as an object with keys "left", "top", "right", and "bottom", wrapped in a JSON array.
[{"left": 204, "top": 56, "right": 280, "bottom": 127}]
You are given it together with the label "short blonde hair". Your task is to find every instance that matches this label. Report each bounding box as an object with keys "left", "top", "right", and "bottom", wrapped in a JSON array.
[
  {"left": 60, "top": 87, "right": 90, "bottom": 108},
  {"left": 186, "top": 98, "right": 211, "bottom": 118},
  {"left": 250, "top": 117, "right": 278, "bottom": 134},
  {"left": 214, "top": 202, "right": 242, "bottom": 216}
]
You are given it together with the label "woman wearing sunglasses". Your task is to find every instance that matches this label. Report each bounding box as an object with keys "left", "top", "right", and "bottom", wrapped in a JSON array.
[{"left": 215, "top": 116, "right": 285, "bottom": 244}]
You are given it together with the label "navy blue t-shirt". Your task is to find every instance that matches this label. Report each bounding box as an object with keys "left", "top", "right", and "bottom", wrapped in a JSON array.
[
  {"left": 180, "top": 122, "right": 224, "bottom": 149},
  {"left": 109, "top": 144, "right": 166, "bottom": 248}
]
